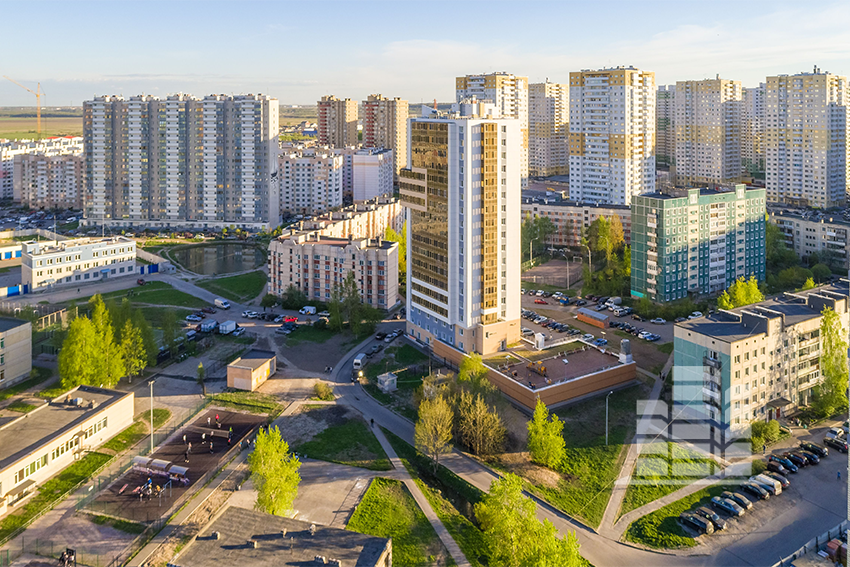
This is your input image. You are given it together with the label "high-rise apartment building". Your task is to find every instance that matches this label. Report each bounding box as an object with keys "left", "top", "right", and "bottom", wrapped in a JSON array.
[
  {"left": 528, "top": 81, "right": 569, "bottom": 177},
  {"left": 1, "top": 137, "right": 83, "bottom": 200},
  {"left": 13, "top": 154, "right": 84, "bottom": 210},
  {"left": 631, "top": 185, "right": 766, "bottom": 302},
  {"left": 674, "top": 78, "right": 743, "bottom": 187},
  {"left": 656, "top": 85, "right": 676, "bottom": 169},
  {"left": 400, "top": 109, "right": 522, "bottom": 355},
  {"left": 742, "top": 84, "right": 766, "bottom": 179},
  {"left": 83, "top": 94, "right": 279, "bottom": 230},
  {"left": 765, "top": 68, "right": 849, "bottom": 208},
  {"left": 317, "top": 95, "right": 358, "bottom": 148},
  {"left": 456, "top": 72, "right": 529, "bottom": 186},
  {"left": 568, "top": 67, "right": 656, "bottom": 205},
  {"left": 352, "top": 148, "right": 393, "bottom": 202},
  {"left": 362, "top": 94, "right": 408, "bottom": 182},
  {"left": 279, "top": 148, "right": 343, "bottom": 216}
]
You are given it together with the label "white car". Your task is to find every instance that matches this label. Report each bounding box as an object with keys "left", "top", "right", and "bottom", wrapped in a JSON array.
[
  {"left": 273, "top": 315, "right": 285, "bottom": 323},
  {"left": 651, "top": 317, "right": 666, "bottom": 325},
  {"left": 185, "top": 315, "right": 202, "bottom": 322},
  {"left": 689, "top": 311, "right": 703, "bottom": 320},
  {"left": 582, "top": 333, "right": 594, "bottom": 341},
  {"left": 242, "top": 310, "right": 259, "bottom": 319}
]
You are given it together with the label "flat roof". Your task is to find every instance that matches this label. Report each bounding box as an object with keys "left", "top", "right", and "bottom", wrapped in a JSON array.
[
  {"left": 0, "top": 385, "right": 133, "bottom": 471},
  {"left": 172, "top": 506, "right": 389, "bottom": 567},
  {"left": 0, "top": 317, "right": 29, "bottom": 333},
  {"left": 228, "top": 349, "right": 277, "bottom": 372},
  {"left": 504, "top": 345, "right": 625, "bottom": 390}
]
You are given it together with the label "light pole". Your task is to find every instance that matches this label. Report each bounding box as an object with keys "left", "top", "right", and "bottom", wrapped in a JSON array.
[
  {"left": 148, "top": 379, "right": 156, "bottom": 454},
  {"left": 584, "top": 243, "right": 592, "bottom": 275},
  {"left": 605, "top": 390, "right": 614, "bottom": 446}
]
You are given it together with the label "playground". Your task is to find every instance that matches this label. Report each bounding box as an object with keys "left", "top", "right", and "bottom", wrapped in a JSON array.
[{"left": 89, "top": 409, "right": 265, "bottom": 523}]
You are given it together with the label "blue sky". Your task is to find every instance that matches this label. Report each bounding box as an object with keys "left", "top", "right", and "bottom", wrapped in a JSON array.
[{"left": 1, "top": 0, "right": 848, "bottom": 107}]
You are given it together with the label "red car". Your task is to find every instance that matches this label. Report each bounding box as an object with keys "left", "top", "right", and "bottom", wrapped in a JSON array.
[
  {"left": 284, "top": 316, "right": 298, "bottom": 323},
  {"left": 534, "top": 299, "right": 547, "bottom": 305}
]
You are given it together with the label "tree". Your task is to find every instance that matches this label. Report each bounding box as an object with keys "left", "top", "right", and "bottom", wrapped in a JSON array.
[
  {"left": 248, "top": 425, "right": 301, "bottom": 516},
  {"left": 609, "top": 214, "right": 625, "bottom": 253},
  {"left": 459, "top": 352, "right": 487, "bottom": 383},
  {"left": 457, "top": 390, "right": 505, "bottom": 455},
  {"left": 814, "top": 306, "right": 849, "bottom": 418},
  {"left": 415, "top": 395, "right": 454, "bottom": 472},
  {"left": 718, "top": 276, "right": 764, "bottom": 310},
  {"left": 58, "top": 317, "right": 99, "bottom": 389},
  {"left": 120, "top": 320, "right": 147, "bottom": 384},
  {"left": 801, "top": 277, "right": 815, "bottom": 290},
  {"left": 260, "top": 294, "right": 278, "bottom": 310},
  {"left": 280, "top": 284, "right": 308, "bottom": 310},
  {"left": 196, "top": 362, "right": 206, "bottom": 396},
  {"left": 522, "top": 214, "right": 556, "bottom": 261},
  {"left": 766, "top": 220, "right": 799, "bottom": 272},
  {"left": 586, "top": 216, "right": 612, "bottom": 264},
  {"left": 385, "top": 222, "right": 407, "bottom": 281},
  {"left": 133, "top": 309, "right": 157, "bottom": 366},
  {"left": 812, "top": 263, "right": 832, "bottom": 283},
  {"left": 161, "top": 310, "right": 178, "bottom": 353},
  {"left": 527, "top": 399, "right": 566, "bottom": 469},
  {"left": 474, "top": 473, "right": 582, "bottom": 567},
  {"left": 88, "top": 294, "right": 124, "bottom": 387},
  {"left": 327, "top": 285, "right": 344, "bottom": 332}
]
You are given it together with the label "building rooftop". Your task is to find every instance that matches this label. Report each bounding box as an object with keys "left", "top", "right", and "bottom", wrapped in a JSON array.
[
  {"left": 0, "top": 317, "right": 30, "bottom": 333},
  {"left": 171, "top": 505, "right": 390, "bottom": 567},
  {"left": 521, "top": 195, "right": 630, "bottom": 210},
  {"left": 23, "top": 235, "right": 134, "bottom": 256},
  {"left": 228, "top": 350, "right": 277, "bottom": 372},
  {"left": 769, "top": 205, "right": 850, "bottom": 228},
  {"left": 0, "top": 386, "right": 133, "bottom": 471},
  {"left": 278, "top": 232, "right": 397, "bottom": 250},
  {"left": 503, "top": 344, "right": 627, "bottom": 390},
  {"left": 637, "top": 186, "right": 764, "bottom": 202}
]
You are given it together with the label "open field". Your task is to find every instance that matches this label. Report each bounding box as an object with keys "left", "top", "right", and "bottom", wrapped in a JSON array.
[
  {"left": 0, "top": 117, "right": 82, "bottom": 140},
  {"left": 296, "top": 411, "right": 391, "bottom": 471},
  {"left": 197, "top": 270, "right": 267, "bottom": 303}
]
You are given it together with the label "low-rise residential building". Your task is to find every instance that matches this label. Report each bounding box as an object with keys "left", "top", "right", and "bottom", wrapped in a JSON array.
[
  {"left": 352, "top": 148, "right": 394, "bottom": 202},
  {"left": 521, "top": 196, "right": 631, "bottom": 247},
  {"left": 289, "top": 197, "right": 402, "bottom": 240},
  {"left": 631, "top": 185, "right": 766, "bottom": 302},
  {"left": 0, "top": 318, "right": 32, "bottom": 391},
  {"left": 770, "top": 207, "right": 850, "bottom": 269},
  {"left": 0, "top": 386, "right": 134, "bottom": 516},
  {"left": 227, "top": 350, "right": 277, "bottom": 391},
  {"left": 22, "top": 236, "right": 137, "bottom": 291},
  {"left": 13, "top": 153, "right": 84, "bottom": 210},
  {"left": 279, "top": 148, "right": 344, "bottom": 216},
  {"left": 673, "top": 284, "right": 849, "bottom": 436},
  {"left": 0, "top": 137, "right": 83, "bottom": 201},
  {"left": 269, "top": 232, "right": 399, "bottom": 310}
]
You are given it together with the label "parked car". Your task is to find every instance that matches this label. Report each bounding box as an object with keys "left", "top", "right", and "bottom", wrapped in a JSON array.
[
  {"left": 722, "top": 491, "right": 753, "bottom": 510},
  {"left": 675, "top": 317, "right": 687, "bottom": 323},
  {"left": 594, "top": 338, "right": 608, "bottom": 346},
  {"left": 232, "top": 327, "right": 246, "bottom": 337},
  {"left": 783, "top": 452, "right": 809, "bottom": 468},
  {"left": 750, "top": 475, "right": 781, "bottom": 495},
  {"left": 711, "top": 496, "right": 744, "bottom": 517},
  {"left": 766, "top": 461, "right": 789, "bottom": 476},
  {"left": 137, "top": 278, "right": 146, "bottom": 286},
  {"left": 800, "top": 441, "right": 828, "bottom": 458},
  {"left": 273, "top": 315, "right": 285, "bottom": 323},
  {"left": 284, "top": 316, "right": 298, "bottom": 323},
  {"left": 689, "top": 311, "right": 704, "bottom": 319},
  {"left": 825, "top": 427, "right": 845, "bottom": 440},
  {"left": 650, "top": 317, "right": 666, "bottom": 325},
  {"left": 679, "top": 512, "right": 714, "bottom": 535},
  {"left": 367, "top": 344, "right": 383, "bottom": 357},
  {"left": 764, "top": 471, "right": 790, "bottom": 489},
  {"left": 582, "top": 334, "right": 594, "bottom": 342},
  {"left": 768, "top": 455, "right": 798, "bottom": 473},
  {"left": 740, "top": 481, "right": 770, "bottom": 500},
  {"left": 632, "top": 314, "right": 646, "bottom": 321},
  {"left": 318, "top": 311, "right": 330, "bottom": 317},
  {"left": 575, "top": 299, "right": 587, "bottom": 306},
  {"left": 202, "top": 307, "right": 217, "bottom": 314},
  {"left": 824, "top": 436, "right": 848, "bottom": 453},
  {"left": 694, "top": 507, "right": 727, "bottom": 530},
  {"left": 534, "top": 299, "right": 547, "bottom": 305},
  {"left": 185, "top": 314, "right": 202, "bottom": 322}
]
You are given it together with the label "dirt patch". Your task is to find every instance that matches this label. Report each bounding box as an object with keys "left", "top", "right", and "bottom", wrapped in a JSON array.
[
  {"left": 496, "top": 452, "right": 561, "bottom": 489},
  {"left": 276, "top": 332, "right": 359, "bottom": 372},
  {"left": 278, "top": 404, "right": 351, "bottom": 447}
]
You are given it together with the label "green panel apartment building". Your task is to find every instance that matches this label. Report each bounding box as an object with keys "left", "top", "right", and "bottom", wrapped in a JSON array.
[{"left": 631, "top": 185, "right": 766, "bottom": 302}]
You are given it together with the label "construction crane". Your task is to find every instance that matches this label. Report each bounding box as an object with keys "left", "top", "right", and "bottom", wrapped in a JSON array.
[{"left": 3, "top": 76, "right": 44, "bottom": 138}]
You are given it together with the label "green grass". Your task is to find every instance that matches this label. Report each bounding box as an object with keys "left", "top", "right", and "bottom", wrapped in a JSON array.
[
  {"left": 283, "top": 325, "right": 339, "bottom": 346},
  {"left": 137, "top": 306, "right": 194, "bottom": 329},
  {"left": 81, "top": 281, "right": 208, "bottom": 309},
  {"left": 87, "top": 514, "right": 146, "bottom": 534},
  {"left": 140, "top": 408, "right": 171, "bottom": 429},
  {"left": 102, "top": 421, "right": 148, "bottom": 452},
  {"left": 624, "top": 484, "right": 731, "bottom": 549},
  {"left": 58, "top": 221, "right": 79, "bottom": 231},
  {"left": 0, "top": 452, "right": 111, "bottom": 542},
  {"left": 0, "top": 366, "right": 54, "bottom": 402},
  {"left": 347, "top": 477, "right": 447, "bottom": 567},
  {"left": 209, "top": 390, "right": 282, "bottom": 415},
  {"left": 656, "top": 343, "right": 674, "bottom": 355},
  {"left": 619, "top": 442, "right": 720, "bottom": 517},
  {"left": 415, "top": 478, "right": 488, "bottom": 567},
  {"left": 297, "top": 418, "right": 391, "bottom": 471},
  {"left": 521, "top": 281, "right": 575, "bottom": 294},
  {"left": 5, "top": 400, "right": 39, "bottom": 413},
  {"left": 197, "top": 270, "right": 267, "bottom": 303},
  {"left": 391, "top": 344, "right": 429, "bottom": 365}
]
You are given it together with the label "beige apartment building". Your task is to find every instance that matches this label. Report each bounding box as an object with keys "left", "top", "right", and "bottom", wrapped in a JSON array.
[
  {"left": 528, "top": 81, "right": 569, "bottom": 177},
  {"left": 278, "top": 147, "right": 344, "bottom": 216},
  {"left": 521, "top": 197, "right": 631, "bottom": 247},
  {"left": 674, "top": 78, "right": 743, "bottom": 187},
  {"left": 362, "top": 94, "right": 408, "bottom": 182},
  {"left": 742, "top": 83, "right": 766, "bottom": 179},
  {"left": 291, "top": 197, "right": 403, "bottom": 240},
  {"left": 13, "top": 153, "right": 84, "bottom": 210},
  {"left": 317, "top": 95, "right": 359, "bottom": 147},
  {"left": 21, "top": 236, "right": 137, "bottom": 291},
  {"left": 0, "top": 318, "right": 33, "bottom": 391},
  {"left": 269, "top": 232, "right": 399, "bottom": 310},
  {"left": 770, "top": 208, "right": 850, "bottom": 269},
  {"left": 656, "top": 85, "right": 676, "bottom": 169}
]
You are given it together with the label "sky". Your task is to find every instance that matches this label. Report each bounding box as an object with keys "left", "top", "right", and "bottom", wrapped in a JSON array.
[{"left": 1, "top": 0, "right": 849, "bottom": 107}]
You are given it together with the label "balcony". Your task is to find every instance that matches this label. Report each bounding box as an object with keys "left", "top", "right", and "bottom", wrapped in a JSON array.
[
  {"left": 703, "top": 355, "right": 721, "bottom": 369},
  {"left": 702, "top": 387, "right": 720, "bottom": 402}
]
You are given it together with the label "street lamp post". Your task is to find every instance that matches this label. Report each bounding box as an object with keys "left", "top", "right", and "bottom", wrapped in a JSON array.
[
  {"left": 148, "top": 379, "right": 156, "bottom": 454},
  {"left": 606, "top": 390, "right": 614, "bottom": 446}
]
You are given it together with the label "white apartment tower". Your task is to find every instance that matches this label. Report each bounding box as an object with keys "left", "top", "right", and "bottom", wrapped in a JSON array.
[
  {"left": 399, "top": 108, "right": 522, "bottom": 356},
  {"left": 656, "top": 85, "right": 676, "bottom": 168},
  {"left": 279, "top": 148, "right": 344, "bottom": 216},
  {"left": 742, "top": 84, "right": 766, "bottom": 179},
  {"left": 569, "top": 67, "right": 656, "bottom": 205},
  {"left": 83, "top": 94, "right": 279, "bottom": 230},
  {"left": 317, "top": 95, "right": 358, "bottom": 148},
  {"left": 765, "top": 68, "right": 848, "bottom": 208},
  {"left": 1, "top": 137, "right": 83, "bottom": 200},
  {"left": 362, "top": 94, "right": 408, "bottom": 182},
  {"left": 456, "top": 72, "right": 529, "bottom": 186},
  {"left": 674, "top": 78, "right": 743, "bottom": 187},
  {"left": 528, "top": 81, "right": 569, "bottom": 177}
]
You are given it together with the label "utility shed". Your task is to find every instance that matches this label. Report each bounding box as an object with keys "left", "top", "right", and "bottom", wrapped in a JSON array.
[
  {"left": 227, "top": 350, "right": 277, "bottom": 391},
  {"left": 577, "top": 307, "right": 609, "bottom": 329}
]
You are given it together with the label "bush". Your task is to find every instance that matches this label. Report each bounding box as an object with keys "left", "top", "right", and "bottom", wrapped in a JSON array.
[
  {"left": 313, "top": 381, "right": 334, "bottom": 401},
  {"left": 313, "top": 318, "right": 327, "bottom": 330},
  {"left": 751, "top": 459, "right": 767, "bottom": 475}
]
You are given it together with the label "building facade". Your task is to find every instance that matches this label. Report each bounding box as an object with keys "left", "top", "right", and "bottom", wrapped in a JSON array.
[
  {"left": 742, "top": 83, "right": 766, "bottom": 180},
  {"left": 269, "top": 232, "right": 399, "bottom": 310},
  {"left": 0, "top": 318, "right": 32, "bottom": 391},
  {"left": 0, "top": 137, "right": 83, "bottom": 201},
  {"left": 528, "top": 81, "right": 569, "bottom": 178},
  {"left": 631, "top": 185, "right": 766, "bottom": 302},
  {"left": 278, "top": 148, "right": 343, "bottom": 216},
  {"left": 674, "top": 78, "right": 743, "bottom": 187},
  {"left": 317, "top": 95, "right": 358, "bottom": 147},
  {"left": 456, "top": 72, "right": 529, "bottom": 186},
  {"left": 656, "top": 85, "right": 676, "bottom": 169},
  {"left": 13, "top": 154, "right": 84, "bottom": 210},
  {"left": 400, "top": 111, "right": 522, "bottom": 356},
  {"left": 83, "top": 94, "right": 279, "bottom": 230},
  {"left": 569, "top": 67, "right": 656, "bottom": 205},
  {"left": 770, "top": 207, "right": 850, "bottom": 269},
  {"left": 22, "top": 236, "right": 136, "bottom": 291},
  {"left": 521, "top": 197, "right": 631, "bottom": 247},
  {"left": 352, "top": 148, "right": 393, "bottom": 202},
  {"left": 362, "top": 94, "right": 408, "bottom": 182},
  {"left": 674, "top": 286, "right": 849, "bottom": 434},
  {"left": 290, "top": 197, "right": 402, "bottom": 240},
  {"left": 765, "top": 69, "right": 849, "bottom": 208}
]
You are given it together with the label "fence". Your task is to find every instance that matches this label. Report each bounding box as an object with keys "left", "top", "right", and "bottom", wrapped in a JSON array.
[
  {"left": 0, "top": 533, "right": 137, "bottom": 567},
  {"left": 772, "top": 521, "right": 848, "bottom": 567}
]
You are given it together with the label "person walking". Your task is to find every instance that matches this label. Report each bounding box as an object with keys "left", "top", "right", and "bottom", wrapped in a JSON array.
[
  {"left": 184, "top": 450, "right": 189, "bottom": 463},
  {"left": 838, "top": 470, "right": 842, "bottom": 481},
  {"left": 183, "top": 434, "right": 187, "bottom": 444},
  {"left": 188, "top": 442, "right": 192, "bottom": 454},
  {"left": 209, "top": 442, "right": 214, "bottom": 454},
  {"left": 207, "top": 417, "right": 211, "bottom": 426},
  {"left": 762, "top": 444, "right": 766, "bottom": 455}
]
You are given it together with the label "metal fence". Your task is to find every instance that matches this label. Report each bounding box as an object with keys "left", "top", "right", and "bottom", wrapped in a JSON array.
[
  {"left": 0, "top": 532, "right": 144, "bottom": 567},
  {"left": 772, "top": 521, "right": 848, "bottom": 567}
]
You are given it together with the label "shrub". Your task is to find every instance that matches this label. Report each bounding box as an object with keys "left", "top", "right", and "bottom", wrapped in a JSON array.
[
  {"left": 751, "top": 459, "right": 767, "bottom": 475},
  {"left": 313, "top": 381, "right": 334, "bottom": 401}
]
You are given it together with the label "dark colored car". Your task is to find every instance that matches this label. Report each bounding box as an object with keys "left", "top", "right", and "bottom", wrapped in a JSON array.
[
  {"left": 798, "top": 450, "right": 820, "bottom": 465},
  {"left": 694, "top": 507, "right": 727, "bottom": 530},
  {"left": 800, "top": 441, "right": 828, "bottom": 458},
  {"left": 723, "top": 491, "right": 753, "bottom": 510},
  {"left": 201, "top": 307, "right": 217, "bottom": 314},
  {"left": 679, "top": 512, "right": 714, "bottom": 535},
  {"left": 632, "top": 314, "right": 646, "bottom": 321},
  {"left": 741, "top": 481, "right": 770, "bottom": 500},
  {"left": 783, "top": 452, "right": 808, "bottom": 468},
  {"left": 711, "top": 496, "right": 744, "bottom": 517},
  {"left": 575, "top": 300, "right": 587, "bottom": 306},
  {"left": 375, "top": 332, "right": 387, "bottom": 341},
  {"left": 766, "top": 461, "right": 789, "bottom": 476},
  {"left": 824, "top": 436, "right": 849, "bottom": 453},
  {"left": 768, "top": 455, "right": 798, "bottom": 473},
  {"left": 764, "top": 471, "right": 790, "bottom": 489}
]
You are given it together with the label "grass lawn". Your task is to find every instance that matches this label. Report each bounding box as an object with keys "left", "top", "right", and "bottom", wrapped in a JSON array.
[
  {"left": 296, "top": 417, "right": 391, "bottom": 471},
  {"left": 619, "top": 442, "right": 721, "bottom": 518},
  {"left": 81, "top": 281, "right": 208, "bottom": 309},
  {"left": 137, "top": 306, "right": 195, "bottom": 329},
  {"left": 625, "top": 484, "right": 731, "bottom": 549},
  {"left": 102, "top": 421, "right": 148, "bottom": 453},
  {"left": 347, "top": 477, "right": 450, "bottom": 567},
  {"left": 284, "top": 325, "right": 340, "bottom": 346},
  {"left": 0, "top": 452, "right": 111, "bottom": 542},
  {"left": 362, "top": 358, "right": 431, "bottom": 423},
  {"left": 0, "top": 366, "right": 54, "bottom": 402},
  {"left": 0, "top": 116, "right": 82, "bottom": 139},
  {"left": 415, "top": 479, "right": 488, "bottom": 567},
  {"left": 209, "top": 390, "right": 283, "bottom": 416},
  {"left": 521, "top": 281, "right": 576, "bottom": 295},
  {"left": 140, "top": 408, "right": 172, "bottom": 429},
  {"left": 6, "top": 400, "right": 39, "bottom": 413},
  {"left": 656, "top": 342, "right": 674, "bottom": 355},
  {"left": 391, "top": 344, "right": 429, "bottom": 366},
  {"left": 87, "top": 514, "right": 146, "bottom": 534},
  {"left": 197, "top": 270, "right": 267, "bottom": 303}
]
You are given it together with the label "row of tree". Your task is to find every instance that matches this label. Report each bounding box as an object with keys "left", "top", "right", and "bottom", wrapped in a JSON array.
[
  {"left": 328, "top": 272, "right": 383, "bottom": 337},
  {"left": 521, "top": 214, "right": 556, "bottom": 262}
]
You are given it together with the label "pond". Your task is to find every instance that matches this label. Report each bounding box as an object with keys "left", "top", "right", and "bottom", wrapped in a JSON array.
[{"left": 169, "top": 244, "right": 266, "bottom": 275}]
